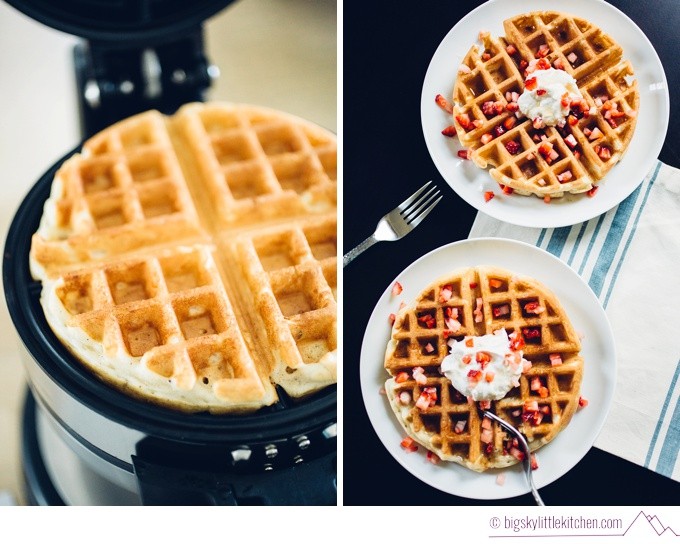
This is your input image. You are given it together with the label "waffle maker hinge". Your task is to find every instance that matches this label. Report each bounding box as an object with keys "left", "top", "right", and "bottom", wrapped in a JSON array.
[{"left": 74, "top": 27, "right": 219, "bottom": 138}]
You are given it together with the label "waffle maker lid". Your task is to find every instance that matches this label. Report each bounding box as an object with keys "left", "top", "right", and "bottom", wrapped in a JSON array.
[{"left": 4, "top": 0, "right": 235, "bottom": 45}]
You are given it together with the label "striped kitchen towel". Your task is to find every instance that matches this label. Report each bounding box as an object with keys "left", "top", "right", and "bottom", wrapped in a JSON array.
[{"left": 469, "top": 160, "right": 680, "bottom": 482}]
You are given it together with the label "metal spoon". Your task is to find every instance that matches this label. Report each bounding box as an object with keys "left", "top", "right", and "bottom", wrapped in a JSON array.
[{"left": 482, "top": 410, "right": 545, "bottom": 506}]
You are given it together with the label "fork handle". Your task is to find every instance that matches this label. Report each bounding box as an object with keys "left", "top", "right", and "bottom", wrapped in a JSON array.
[{"left": 343, "top": 235, "right": 379, "bottom": 267}]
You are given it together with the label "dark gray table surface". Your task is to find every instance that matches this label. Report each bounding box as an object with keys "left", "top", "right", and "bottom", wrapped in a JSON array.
[{"left": 343, "top": 0, "right": 680, "bottom": 505}]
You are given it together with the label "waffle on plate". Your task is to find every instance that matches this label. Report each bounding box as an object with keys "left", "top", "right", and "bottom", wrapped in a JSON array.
[
  {"left": 30, "top": 102, "right": 337, "bottom": 413},
  {"left": 384, "top": 266, "right": 583, "bottom": 471},
  {"left": 441, "top": 11, "right": 639, "bottom": 199}
]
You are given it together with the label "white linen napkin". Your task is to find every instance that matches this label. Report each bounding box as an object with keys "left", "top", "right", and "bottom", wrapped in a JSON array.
[{"left": 469, "top": 160, "right": 680, "bottom": 482}]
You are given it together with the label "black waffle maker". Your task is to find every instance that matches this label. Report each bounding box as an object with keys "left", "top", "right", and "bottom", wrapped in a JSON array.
[{"left": 2, "top": 0, "right": 337, "bottom": 506}]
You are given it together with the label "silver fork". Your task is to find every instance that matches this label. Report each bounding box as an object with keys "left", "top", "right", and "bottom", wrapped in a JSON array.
[
  {"left": 343, "top": 181, "right": 442, "bottom": 267},
  {"left": 482, "top": 410, "right": 546, "bottom": 506}
]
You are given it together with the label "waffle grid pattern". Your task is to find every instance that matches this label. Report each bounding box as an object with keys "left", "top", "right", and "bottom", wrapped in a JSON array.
[
  {"left": 31, "top": 103, "right": 337, "bottom": 412},
  {"left": 451, "top": 11, "right": 639, "bottom": 197},
  {"left": 384, "top": 266, "right": 583, "bottom": 471}
]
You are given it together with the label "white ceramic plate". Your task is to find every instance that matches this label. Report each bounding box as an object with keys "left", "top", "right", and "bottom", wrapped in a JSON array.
[
  {"left": 359, "top": 238, "right": 616, "bottom": 500},
  {"left": 421, "top": 0, "right": 669, "bottom": 228}
]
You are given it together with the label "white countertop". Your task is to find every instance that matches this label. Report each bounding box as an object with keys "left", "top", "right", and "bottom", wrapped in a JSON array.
[{"left": 0, "top": 0, "right": 336, "bottom": 504}]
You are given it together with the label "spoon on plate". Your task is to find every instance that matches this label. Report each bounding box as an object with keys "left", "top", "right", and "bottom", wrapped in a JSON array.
[{"left": 481, "top": 410, "right": 545, "bottom": 506}]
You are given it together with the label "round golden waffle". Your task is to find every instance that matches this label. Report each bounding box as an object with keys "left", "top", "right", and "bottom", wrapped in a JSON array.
[
  {"left": 450, "top": 11, "right": 639, "bottom": 198},
  {"left": 384, "top": 266, "right": 584, "bottom": 471},
  {"left": 30, "top": 102, "right": 337, "bottom": 413}
]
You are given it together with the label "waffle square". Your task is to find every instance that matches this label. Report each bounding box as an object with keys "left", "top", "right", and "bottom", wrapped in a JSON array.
[
  {"left": 384, "top": 266, "right": 583, "bottom": 471},
  {"left": 30, "top": 103, "right": 337, "bottom": 413},
  {"left": 449, "top": 11, "right": 639, "bottom": 198}
]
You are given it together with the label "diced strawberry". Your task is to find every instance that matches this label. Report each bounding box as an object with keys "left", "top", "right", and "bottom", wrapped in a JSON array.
[
  {"left": 412, "top": 367, "right": 427, "bottom": 385},
  {"left": 479, "top": 400, "right": 491, "bottom": 410},
  {"left": 482, "top": 51, "right": 491, "bottom": 62},
  {"left": 435, "top": 94, "right": 453, "bottom": 113},
  {"left": 481, "top": 133, "right": 494, "bottom": 145},
  {"left": 524, "top": 400, "right": 539, "bottom": 412},
  {"left": 467, "top": 369, "right": 483, "bottom": 382},
  {"left": 439, "top": 285, "right": 453, "bottom": 303},
  {"left": 537, "top": 178, "right": 546, "bottom": 186},
  {"left": 398, "top": 391, "right": 411, "bottom": 405},
  {"left": 457, "top": 149, "right": 471, "bottom": 160},
  {"left": 509, "top": 332, "right": 525, "bottom": 351},
  {"left": 519, "top": 59, "right": 529, "bottom": 71},
  {"left": 426, "top": 451, "right": 441, "bottom": 464},
  {"left": 533, "top": 117, "right": 545, "bottom": 130},
  {"left": 530, "top": 453, "right": 539, "bottom": 470},
  {"left": 455, "top": 113, "right": 471, "bottom": 130},
  {"left": 481, "top": 428, "right": 494, "bottom": 444},
  {"left": 481, "top": 417, "right": 492, "bottom": 430},
  {"left": 530, "top": 376, "right": 541, "bottom": 391},
  {"left": 536, "top": 89, "right": 547, "bottom": 96},
  {"left": 523, "top": 301, "right": 545, "bottom": 315},
  {"left": 504, "top": 140, "right": 520, "bottom": 155},
  {"left": 536, "top": 44, "right": 550, "bottom": 58},
  {"left": 567, "top": 115, "right": 579, "bottom": 127},
  {"left": 522, "top": 359, "right": 533, "bottom": 373},
  {"left": 567, "top": 51, "right": 578, "bottom": 64},
  {"left": 503, "top": 117, "right": 517, "bottom": 131},
  {"left": 400, "top": 436, "right": 418, "bottom": 452},
  {"left": 536, "top": 58, "right": 551, "bottom": 71},
  {"left": 441, "top": 125, "right": 457, "bottom": 137},
  {"left": 598, "top": 146, "right": 612, "bottom": 160},
  {"left": 540, "top": 405, "right": 551, "bottom": 415},
  {"left": 485, "top": 371, "right": 495, "bottom": 383},
  {"left": 458, "top": 64, "right": 472, "bottom": 74},
  {"left": 557, "top": 171, "right": 573, "bottom": 183},
  {"left": 482, "top": 101, "right": 497, "bottom": 116},
  {"left": 496, "top": 473, "right": 507, "bottom": 486},
  {"left": 587, "top": 186, "right": 599, "bottom": 198},
  {"left": 538, "top": 387, "right": 549, "bottom": 398},
  {"left": 550, "top": 354, "right": 563, "bottom": 366},
  {"left": 494, "top": 101, "right": 505, "bottom": 115},
  {"left": 502, "top": 185, "right": 514, "bottom": 195},
  {"left": 489, "top": 279, "right": 502, "bottom": 289},
  {"left": 506, "top": 44, "right": 517, "bottom": 55},
  {"left": 445, "top": 317, "right": 461, "bottom": 332},
  {"left": 522, "top": 327, "right": 541, "bottom": 341},
  {"left": 506, "top": 102, "right": 520, "bottom": 113},
  {"left": 543, "top": 195, "right": 552, "bottom": 204},
  {"left": 379, "top": 386, "right": 386, "bottom": 395},
  {"left": 417, "top": 314, "right": 436, "bottom": 329},
  {"left": 392, "top": 281, "right": 403, "bottom": 296},
  {"left": 525, "top": 77, "right": 537, "bottom": 91},
  {"left": 472, "top": 119, "right": 484, "bottom": 128},
  {"left": 389, "top": 313, "right": 396, "bottom": 326},
  {"left": 462, "top": 354, "right": 472, "bottom": 365},
  {"left": 564, "top": 134, "right": 578, "bottom": 148},
  {"left": 424, "top": 342, "right": 435, "bottom": 354},
  {"left": 492, "top": 303, "right": 510, "bottom": 317},
  {"left": 509, "top": 447, "right": 525, "bottom": 461},
  {"left": 492, "top": 124, "right": 506, "bottom": 138},
  {"left": 553, "top": 58, "right": 565, "bottom": 70},
  {"left": 469, "top": 282, "right": 478, "bottom": 289},
  {"left": 578, "top": 396, "right": 589, "bottom": 408},
  {"left": 454, "top": 420, "right": 467, "bottom": 434},
  {"left": 465, "top": 338, "right": 474, "bottom": 348},
  {"left": 537, "top": 141, "right": 552, "bottom": 158},
  {"left": 415, "top": 393, "right": 431, "bottom": 411},
  {"left": 484, "top": 190, "right": 495, "bottom": 202},
  {"left": 476, "top": 351, "right": 492, "bottom": 365},
  {"left": 588, "top": 127, "right": 604, "bottom": 141},
  {"left": 395, "top": 372, "right": 409, "bottom": 383}
]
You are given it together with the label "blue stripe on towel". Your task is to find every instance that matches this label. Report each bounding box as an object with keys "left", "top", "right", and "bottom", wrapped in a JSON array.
[
  {"left": 657, "top": 396, "right": 680, "bottom": 477},
  {"left": 587, "top": 186, "right": 643, "bottom": 297},
  {"left": 567, "top": 222, "right": 589, "bottom": 267},
  {"left": 578, "top": 213, "right": 608, "bottom": 278},
  {"left": 546, "top": 226, "right": 572, "bottom": 259},
  {"left": 645, "top": 359, "right": 680, "bottom": 469},
  {"left": 602, "top": 162, "right": 661, "bottom": 308}
]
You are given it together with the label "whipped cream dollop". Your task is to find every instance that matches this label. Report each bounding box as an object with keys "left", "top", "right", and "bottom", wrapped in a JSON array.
[
  {"left": 440, "top": 329, "right": 525, "bottom": 401},
  {"left": 517, "top": 68, "right": 582, "bottom": 126}
]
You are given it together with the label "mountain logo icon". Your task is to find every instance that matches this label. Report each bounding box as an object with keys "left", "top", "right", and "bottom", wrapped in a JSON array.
[{"left": 623, "top": 511, "right": 680, "bottom": 538}]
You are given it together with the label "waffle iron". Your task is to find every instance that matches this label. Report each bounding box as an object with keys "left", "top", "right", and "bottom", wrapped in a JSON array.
[{"left": 2, "top": 0, "right": 337, "bottom": 506}]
